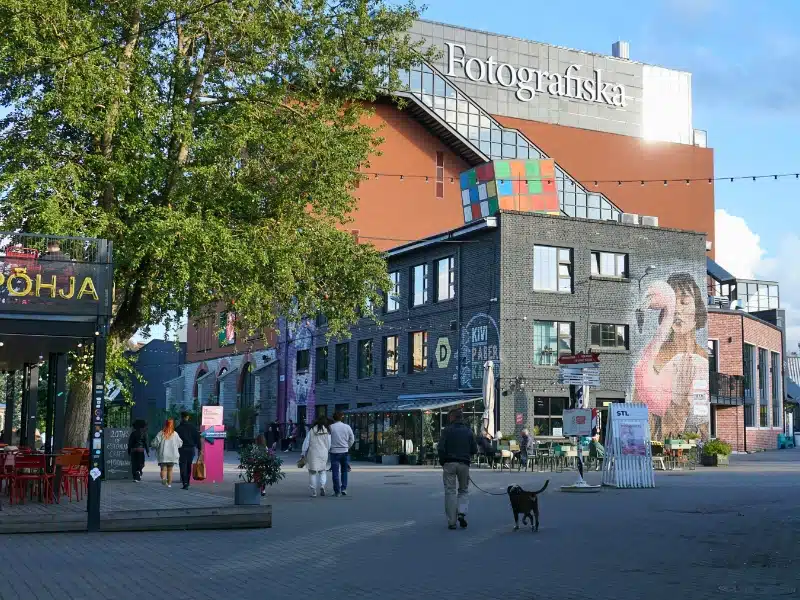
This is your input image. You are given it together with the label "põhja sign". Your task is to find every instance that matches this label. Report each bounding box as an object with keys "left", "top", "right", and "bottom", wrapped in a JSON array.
[{"left": 445, "top": 42, "right": 626, "bottom": 107}]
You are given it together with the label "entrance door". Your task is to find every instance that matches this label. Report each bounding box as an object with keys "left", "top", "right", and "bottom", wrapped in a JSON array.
[{"left": 710, "top": 405, "right": 717, "bottom": 438}]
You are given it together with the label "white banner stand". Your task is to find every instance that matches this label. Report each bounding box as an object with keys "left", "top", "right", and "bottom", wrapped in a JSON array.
[
  {"left": 560, "top": 385, "right": 600, "bottom": 493},
  {"left": 601, "top": 403, "right": 655, "bottom": 489}
]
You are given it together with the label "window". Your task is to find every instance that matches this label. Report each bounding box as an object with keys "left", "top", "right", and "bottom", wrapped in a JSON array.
[
  {"left": 335, "top": 403, "right": 349, "bottom": 415},
  {"left": 387, "top": 271, "right": 400, "bottom": 312},
  {"left": 409, "top": 331, "right": 428, "bottom": 373},
  {"left": 708, "top": 340, "right": 718, "bottom": 373},
  {"left": 296, "top": 349, "right": 310, "bottom": 373},
  {"left": 384, "top": 335, "right": 399, "bottom": 376},
  {"left": 436, "top": 256, "right": 456, "bottom": 302},
  {"left": 533, "top": 397, "right": 565, "bottom": 436},
  {"left": 315, "top": 347, "right": 328, "bottom": 383},
  {"left": 411, "top": 264, "right": 428, "bottom": 306},
  {"left": 533, "top": 246, "right": 572, "bottom": 293},
  {"left": 357, "top": 340, "right": 373, "bottom": 379},
  {"left": 759, "top": 348, "right": 769, "bottom": 427},
  {"left": 239, "top": 362, "right": 254, "bottom": 409},
  {"left": 436, "top": 151, "right": 444, "bottom": 199},
  {"left": 335, "top": 343, "right": 350, "bottom": 382},
  {"left": 744, "top": 343, "right": 755, "bottom": 427},
  {"left": 771, "top": 352, "right": 781, "bottom": 428},
  {"left": 218, "top": 311, "right": 235, "bottom": 346},
  {"left": 591, "top": 251, "right": 628, "bottom": 278},
  {"left": 533, "top": 321, "right": 573, "bottom": 366},
  {"left": 590, "top": 323, "right": 628, "bottom": 350}
]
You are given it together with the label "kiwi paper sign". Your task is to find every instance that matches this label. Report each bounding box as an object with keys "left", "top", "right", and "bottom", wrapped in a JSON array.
[{"left": 104, "top": 428, "right": 131, "bottom": 480}]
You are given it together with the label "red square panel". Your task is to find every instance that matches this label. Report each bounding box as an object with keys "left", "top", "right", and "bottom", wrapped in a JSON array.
[
  {"left": 513, "top": 179, "right": 528, "bottom": 195},
  {"left": 471, "top": 203, "right": 482, "bottom": 219},
  {"left": 475, "top": 163, "right": 495, "bottom": 182}
]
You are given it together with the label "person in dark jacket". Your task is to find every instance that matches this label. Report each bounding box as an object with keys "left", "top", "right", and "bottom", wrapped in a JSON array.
[
  {"left": 437, "top": 409, "right": 478, "bottom": 530},
  {"left": 175, "top": 411, "right": 202, "bottom": 489},
  {"left": 127, "top": 420, "right": 149, "bottom": 482}
]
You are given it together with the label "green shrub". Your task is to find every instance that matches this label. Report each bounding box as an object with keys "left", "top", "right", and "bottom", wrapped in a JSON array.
[
  {"left": 703, "top": 439, "right": 732, "bottom": 456},
  {"left": 681, "top": 431, "right": 701, "bottom": 441}
]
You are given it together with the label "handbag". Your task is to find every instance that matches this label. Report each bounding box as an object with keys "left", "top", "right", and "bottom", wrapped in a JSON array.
[
  {"left": 296, "top": 456, "right": 306, "bottom": 469},
  {"left": 192, "top": 457, "right": 207, "bottom": 481}
]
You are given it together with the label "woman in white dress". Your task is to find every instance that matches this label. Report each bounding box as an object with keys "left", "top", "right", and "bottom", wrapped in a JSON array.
[
  {"left": 302, "top": 415, "right": 331, "bottom": 497},
  {"left": 151, "top": 419, "right": 183, "bottom": 487}
]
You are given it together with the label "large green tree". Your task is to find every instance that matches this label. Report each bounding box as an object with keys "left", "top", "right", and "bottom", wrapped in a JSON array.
[{"left": 0, "top": 0, "right": 432, "bottom": 445}]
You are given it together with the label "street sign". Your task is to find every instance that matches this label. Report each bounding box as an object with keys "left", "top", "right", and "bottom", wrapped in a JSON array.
[
  {"left": 435, "top": 337, "right": 451, "bottom": 368},
  {"left": 559, "top": 365, "right": 600, "bottom": 387},
  {"left": 558, "top": 352, "right": 600, "bottom": 365}
]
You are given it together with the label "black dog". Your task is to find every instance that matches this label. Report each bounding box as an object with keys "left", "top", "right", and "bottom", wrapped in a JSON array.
[{"left": 507, "top": 481, "right": 549, "bottom": 532}]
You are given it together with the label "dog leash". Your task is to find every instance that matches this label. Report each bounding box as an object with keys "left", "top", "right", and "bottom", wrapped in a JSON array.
[{"left": 468, "top": 477, "right": 508, "bottom": 496}]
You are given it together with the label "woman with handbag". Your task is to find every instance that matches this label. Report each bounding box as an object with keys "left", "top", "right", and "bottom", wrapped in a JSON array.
[
  {"left": 302, "top": 415, "right": 331, "bottom": 497},
  {"left": 151, "top": 419, "right": 183, "bottom": 487}
]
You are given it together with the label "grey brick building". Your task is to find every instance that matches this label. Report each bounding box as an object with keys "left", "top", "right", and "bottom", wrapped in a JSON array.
[{"left": 279, "top": 210, "right": 708, "bottom": 449}]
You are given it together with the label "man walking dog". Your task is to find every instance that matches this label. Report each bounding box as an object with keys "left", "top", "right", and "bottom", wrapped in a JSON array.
[{"left": 438, "top": 408, "right": 477, "bottom": 530}]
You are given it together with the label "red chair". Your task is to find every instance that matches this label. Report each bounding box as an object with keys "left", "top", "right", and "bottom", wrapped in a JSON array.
[
  {"left": 0, "top": 452, "right": 14, "bottom": 495},
  {"left": 54, "top": 454, "right": 84, "bottom": 502},
  {"left": 10, "top": 455, "right": 51, "bottom": 504}
]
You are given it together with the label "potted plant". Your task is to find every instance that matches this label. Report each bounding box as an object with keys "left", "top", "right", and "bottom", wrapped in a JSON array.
[
  {"left": 380, "top": 426, "right": 402, "bottom": 465},
  {"left": 701, "top": 439, "right": 732, "bottom": 467},
  {"left": 235, "top": 443, "right": 286, "bottom": 504},
  {"left": 681, "top": 431, "right": 700, "bottom": 445},
  {"left": 407, "top": 453, "right": 419, "bottom": 466}
]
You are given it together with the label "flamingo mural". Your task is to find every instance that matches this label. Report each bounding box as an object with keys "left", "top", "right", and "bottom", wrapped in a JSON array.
[{"left": 633, "top": 272, "right": 709, "bottom": 440}]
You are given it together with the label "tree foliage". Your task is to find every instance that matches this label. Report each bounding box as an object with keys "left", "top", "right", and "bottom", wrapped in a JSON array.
[{"left": 0, "top": 0, "right": 432, "bottom": 340}]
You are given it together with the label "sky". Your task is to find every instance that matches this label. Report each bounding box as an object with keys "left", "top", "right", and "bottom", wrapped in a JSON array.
[{"left": 417, "top": 0, "right": 800, "bottom": 350}]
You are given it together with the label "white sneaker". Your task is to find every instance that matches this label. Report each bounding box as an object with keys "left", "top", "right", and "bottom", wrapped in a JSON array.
[
  {"left": 167, "top": 484, "right": 172, "bottom": 488},
  {"left": 311, "top": 491, "right": 317, "bottom": 497}
]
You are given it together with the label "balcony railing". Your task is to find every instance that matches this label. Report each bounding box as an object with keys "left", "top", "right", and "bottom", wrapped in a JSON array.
[{"left": 709, "top": 372, "right": 744, "bottom": 406}]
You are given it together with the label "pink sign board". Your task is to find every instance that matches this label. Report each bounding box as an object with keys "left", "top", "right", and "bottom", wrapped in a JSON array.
[{"left": 202, "top": 406, "right": 223, "bottom": 427}]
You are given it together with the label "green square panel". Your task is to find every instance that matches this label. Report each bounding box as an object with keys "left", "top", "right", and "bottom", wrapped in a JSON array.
[
  {"left": 525, "top": 160, "right": 541, "bottom": 178},
  {"left": 467, "top": 169, "right": 478, "bottom": 187},
  {"left": 528, "top": 179, "right": 543, "bottom": 194},
  {"left": 488, "top": 197, "right": 499, "bottom": 215},
  {"left": 494, "top": 160, "right": 511, "bottom": 179}
]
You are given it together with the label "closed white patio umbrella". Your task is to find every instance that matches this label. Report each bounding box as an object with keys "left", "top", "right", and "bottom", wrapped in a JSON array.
[{"left": 482, "top": 360, "right": 496, "bottom": 438}]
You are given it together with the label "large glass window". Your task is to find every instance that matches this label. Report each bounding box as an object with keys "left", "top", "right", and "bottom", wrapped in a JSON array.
[
  {"left": 296, "top": 349, "right": 310, "bottom": 373},
  {"left": 387, "top": 271, "right": 400, "bottom": 312},
  {"left": 357, "top": 340, "right": 373, "bottom": 379},
  {"left": 400, "top": 61, "right": 622, "bottom": 223},
  {"left": 739, "top": 281, "right": 780, "bottom": 312},
  {"left": 409, "top": 331, "right": 428, "bottom": 373},
  {"left": 411, "top": 264, "right": 428, "bottom": 307},
  {"left": 384, "top": 335, "right": 399, "bottom": 376},
  {"left": 533, "top": 321, "right": 573, "bottom": 366},
  {"left": 335, "top": 343, "right": 350, "bottom": 382},
  {"left": 590, "top": 324, "right": 628, "bottom": 350},
  {"left": 436, "top": 256, "right": 456, "bottom": 302},
  {"left": 591, "top": 251, "right": 628, "bottom": 278},
  {"left": 759, "top": 348, "right": 769, "bottom": 427},
  {"left": 533, "top": 397, "right": 565, "bottom": 436},
  {"left": 315, "top": 347, "right": 328, "bottom": 383},
  {"left": 744, "top": 343, "right": 755, "bottom": 427},
  {"left": 772, "top": 352, "right": 781, "bottom": 428},
  {"left": 533, "top": 246, "right": 572, "bottom": 293}
]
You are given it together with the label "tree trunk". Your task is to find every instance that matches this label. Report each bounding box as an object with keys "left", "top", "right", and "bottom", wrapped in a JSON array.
[{"left": 63, "top": 377, "right": 92, "bottom": 448}]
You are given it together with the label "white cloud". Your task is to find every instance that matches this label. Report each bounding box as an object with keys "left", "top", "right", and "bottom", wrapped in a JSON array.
[
  {"left": 715, "top": 208, "right": 800, "bottom": 351},
  {"left": 714, "top": 209, "right": 765, "bottom": 278}
]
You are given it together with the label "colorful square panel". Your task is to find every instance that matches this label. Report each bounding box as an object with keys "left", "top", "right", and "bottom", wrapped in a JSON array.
[{"left": 494, "top": 160, "right": 512, "bottom": 180}]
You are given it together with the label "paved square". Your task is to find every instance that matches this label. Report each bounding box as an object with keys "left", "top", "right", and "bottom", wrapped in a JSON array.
[{"left": 1, "top": 450, "right": 798, "bottom": 600}]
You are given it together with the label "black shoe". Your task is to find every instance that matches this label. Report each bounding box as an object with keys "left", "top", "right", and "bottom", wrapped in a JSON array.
[
  {"left": 448, "top": 524, "right": 457, "bottom": 530},
  {"left": 341, "top": 490, "right": 347, "bottom": 497},
  {"left": 182, "top": 484, "right": 189, "bottom": 490},
  {"left": 458, "top": 513, "right": 468, "bottom": 529}
]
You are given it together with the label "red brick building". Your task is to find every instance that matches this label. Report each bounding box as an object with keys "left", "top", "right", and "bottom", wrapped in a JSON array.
[{"left": 708, "top": 308, "right": 784, "bottom": 451}]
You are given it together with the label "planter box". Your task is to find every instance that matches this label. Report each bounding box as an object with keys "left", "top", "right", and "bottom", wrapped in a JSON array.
[
  {"left": 234, "top": 482, "right": 262, "bottom": 505},
  {"left": 701, "top": 454, "right": 729, "bottom": 467},
  {"left": 380, "top": 455, "right": 399, "bottom": 466},
  {"left": 407, "top": 455, "right": 418, "bottom": 466}
]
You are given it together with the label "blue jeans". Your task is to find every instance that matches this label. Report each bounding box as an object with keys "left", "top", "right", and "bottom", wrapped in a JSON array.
[{"left": 330, "top": 452, "right": 349, "bottom": 493}]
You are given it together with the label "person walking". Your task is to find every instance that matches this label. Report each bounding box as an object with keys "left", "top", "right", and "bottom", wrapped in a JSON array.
[
  {"left": 289, "top": 421, "right": 298, "bottom": 451},
  {"left": 127, "top": 420, "right": 149, "bottom": 481},
  {"left": 329, "top": 412, "right": 355, "bottom": 497},
  {"left": 175, "top": 411, "right": 201, "bottom": 490},
  {"left": 518, "top": 428, "right": 535, "bottom": 472},
  {"left": 151, "top": 419, "right": 183, "bottom": 487},
  {"left": 302, "top": 415, "right": 331, "bottom": 497},
  {"left": 283, "top": 419, "right": 295, "bottom": 452},
  {"left": 267, "top": 420, "right": 280, "bottom": 450},
  {"left": 437, "top": 408, "right": 477, "bottom": 530}
]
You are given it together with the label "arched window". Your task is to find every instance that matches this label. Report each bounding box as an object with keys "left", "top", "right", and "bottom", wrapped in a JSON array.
[
  {"left": 193, "top": 368, "right": 208, "bottom": 402},
  {"left": 214, "top": 367, "right": 227, "bottom": 405},
  {"left": 239, "top": 362, "right": 255, "bottom": 409}
]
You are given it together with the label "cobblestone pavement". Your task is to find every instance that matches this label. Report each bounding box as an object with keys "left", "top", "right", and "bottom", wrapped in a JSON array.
[{"left": 1, "top": 450, "right": 799, "bottom": 600}]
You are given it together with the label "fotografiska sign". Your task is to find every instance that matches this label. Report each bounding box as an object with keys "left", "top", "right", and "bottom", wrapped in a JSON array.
[{"left": 445, "top": 42, "right": 626, "bottom": 107}]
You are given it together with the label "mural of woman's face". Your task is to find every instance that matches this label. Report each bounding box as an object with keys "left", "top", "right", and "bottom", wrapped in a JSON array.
[{"left": 672, "top": 285, "right": 696, "bottom": 336}]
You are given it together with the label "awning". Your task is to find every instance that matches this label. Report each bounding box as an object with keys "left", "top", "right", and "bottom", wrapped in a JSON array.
[
  {"left": 787, "top": 378, "right": 800, "bottom": 401},
  {"left": 343, "top": 396, "right": 482, "bottom": 415}
]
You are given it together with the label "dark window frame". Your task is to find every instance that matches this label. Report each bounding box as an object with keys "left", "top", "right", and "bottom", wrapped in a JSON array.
[
  {"left": 590, "top": 251, "right": 628, "bottom": 278},
  {"left": 386, "top": 271, "right": 400, "bottom": 313},
  {"left": 409, "top": 331, "right": 429, "bottom": 374},
  {"left": 315, "top": 346, "right": 328, "bottom": 383},
  {"left": 357, "top": 339, "right": 374, "bottom": 379},
  {"left": 296, "top": 349, "right": 310, "bottom": 373},
  {"left": 435, "top": 256, "right": 456, "bottom": 302},
  {"left": 590, "top": 323, "right": 628, "bottom": 350},
  {"left": 533, "top": 245, "right": 573, "bottom": 293},
  {"left": 384, "top": 335, "right": 399, "bottom": 377},
  {"left": 532, "top": 321, "right": 573, "bottom": 366},
  {"left": 410, "top": 263, "right": 429, "bottom": 307},
  {"left": 335, "top": 342, "right": 350, "bottom": 382}
]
